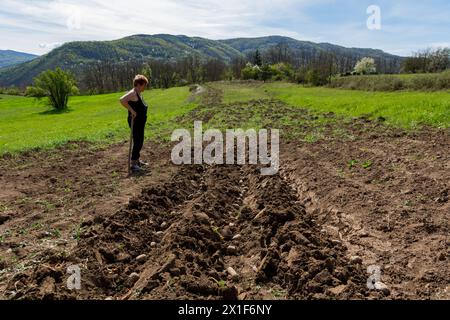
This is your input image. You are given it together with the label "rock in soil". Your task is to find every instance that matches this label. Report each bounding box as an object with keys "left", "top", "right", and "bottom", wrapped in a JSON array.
[
  {"left": 226, "top": 267, "right": 239, "bottom": 280},
  {"left": 350, "top": 256, "right": 363, "bottom": 264},
  {"left": 374, "top": 282, "right": 390, "bottom": 295},
  {"left": 136, "top": 254, "right": 148, "bottom": 263},
  {"left": 227, "top": 246, "right": 237, "bottom": 255}
]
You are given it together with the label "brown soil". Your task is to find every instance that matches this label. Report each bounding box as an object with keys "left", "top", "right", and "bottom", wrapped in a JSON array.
[
  {"left": 0, "top": 140, "right": 177, "bottom": 298},
  {"left": 281, "top": 126, "right": 449, "bottom": 299},
  {"left": 0, "top": 88, "right": 448, "bottom": 300}
]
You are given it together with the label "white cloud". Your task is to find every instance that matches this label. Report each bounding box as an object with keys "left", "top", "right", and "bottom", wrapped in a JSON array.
[
  {"left": 429, "top": 42, "right": 450, "bottom": 49},
  {"left": 39, "top": 42, "right": 63, "bottom": 50},
  {"left": 0, "top": 0, "right": 316, "bottom": 54},
  {"left": 0, "top": 0, "right": 448, "bottom": 56},
  {"left": 0, "top": 0, "right": 311, "bottom": 37}
]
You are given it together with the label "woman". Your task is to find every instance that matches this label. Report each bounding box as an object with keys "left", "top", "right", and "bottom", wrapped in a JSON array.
[{"left": 120, "top": 74, "right": 149, "bottom": 173}]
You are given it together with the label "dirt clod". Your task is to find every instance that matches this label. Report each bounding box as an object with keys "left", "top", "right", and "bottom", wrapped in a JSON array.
[{"left": 136, "top": 254, "right": 148, "bottom": 263}]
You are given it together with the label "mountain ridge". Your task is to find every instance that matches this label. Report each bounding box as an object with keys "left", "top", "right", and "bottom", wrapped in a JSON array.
[
  {"left": 0, "top": 34, "right": 403, "bottom": 87},
  {"left": 0, "top": 50, "right": 38, "bottom": 69}
]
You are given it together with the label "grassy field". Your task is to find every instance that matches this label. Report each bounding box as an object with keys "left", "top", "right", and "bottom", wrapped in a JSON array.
[
  {"left": 1, "top": 82, "right": 449, "bottom": 155},
  {"left": 0, "top": 87, "right": 196, "bottom": 155},
  {"left": 328, "top": 71, "right": 450, "bottom": 91},
  {"left": 214, "top": 82, "right": 450, "bottom": 129}
]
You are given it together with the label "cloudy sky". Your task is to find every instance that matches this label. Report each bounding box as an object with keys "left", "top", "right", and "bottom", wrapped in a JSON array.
[{"left": 0, "top": 0, "right": 449, "bottom": 56}]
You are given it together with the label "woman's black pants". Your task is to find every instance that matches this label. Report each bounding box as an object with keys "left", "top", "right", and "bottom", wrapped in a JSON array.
[{"left": 128, "top": 114, "right": 147, "bottom": 161}]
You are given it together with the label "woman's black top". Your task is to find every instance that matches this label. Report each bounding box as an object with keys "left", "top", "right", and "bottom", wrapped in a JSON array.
[{"left": 128, "top": 90, "right": 148, "bottom": 119}]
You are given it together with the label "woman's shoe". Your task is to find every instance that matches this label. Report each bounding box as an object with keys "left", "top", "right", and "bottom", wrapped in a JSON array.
[
  {"left": 138, "top": 160, "right": 149, "bottom": 167},
  {"left": 130, "top": 164, "right": 143, "bottom": 173}
]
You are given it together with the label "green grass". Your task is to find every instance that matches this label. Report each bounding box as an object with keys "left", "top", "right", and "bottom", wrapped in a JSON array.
[
  {"left": 217, "top": 82, "right": 269, "bottom": 103},
  {"left": 329, "top": 71, "right": 450, "bottom": 91},
  {"left": 214, "top": 82, "right": 450, "bottom": 129},
  {"left": 0, "top": 87, "right": 196, "bottom": 155},
  {"left": 2, "top": 82, "right": 449, "bottom": 155}
]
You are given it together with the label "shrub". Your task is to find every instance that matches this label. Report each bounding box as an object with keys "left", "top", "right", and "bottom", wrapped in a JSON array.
[
  {"left": 260, "top": 64, "right": 273, "bottom": 82},
  {"left": 241, "top": 63, "right": 261, "bottom": 80},
  {"left": 294, "top": 68, "right": 308, "bottom": 84},
  {"left": 354, "top": 57, "right": 377, "bottom": 75},
  {"left": 0, "top": 87, "right": 22, "bottom": 95},
  {"left": 270, "top": 63, "right": 295, "bottom": 81},
  {"left": 26, "top": 68, "right": 79, "bottom": 110},
  {"left": 436, "top": 70, "right": 450, "bottom": 89},
  {"left": 306, "top": 69, "right": 329, "bottom": 86}
]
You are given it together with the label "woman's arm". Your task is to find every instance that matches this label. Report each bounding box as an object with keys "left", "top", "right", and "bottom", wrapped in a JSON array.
[{"left": 120, "top": 90, "right": 137, "bottom": 118}]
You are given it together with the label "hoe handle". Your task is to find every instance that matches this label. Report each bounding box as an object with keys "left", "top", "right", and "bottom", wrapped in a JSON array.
[{"left": 128, "top": 117, "right": 135, "bottom": 175}]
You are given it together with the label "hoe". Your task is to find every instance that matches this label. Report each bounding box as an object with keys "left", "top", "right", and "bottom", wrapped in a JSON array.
[{"left": 127, "top": 118, "right": 134, "bottom": 176}]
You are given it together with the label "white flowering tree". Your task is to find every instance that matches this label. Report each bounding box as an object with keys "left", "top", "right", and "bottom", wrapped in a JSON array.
[{"left": 354, "top": 57, "right": 377, "bottom": 75}]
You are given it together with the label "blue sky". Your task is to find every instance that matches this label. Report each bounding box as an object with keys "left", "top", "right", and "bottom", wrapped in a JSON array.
[{"left": 0, "top": 0, "right": 449, "bottom": 56}]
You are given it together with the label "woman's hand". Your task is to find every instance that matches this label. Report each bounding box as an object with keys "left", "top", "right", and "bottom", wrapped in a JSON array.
[{"left": 120, "top": 90, "right": 138, "bottom": 118}]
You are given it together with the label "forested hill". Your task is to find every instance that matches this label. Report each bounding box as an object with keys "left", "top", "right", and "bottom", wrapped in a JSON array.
[
  {"left": 0, "top": 34, "right": 403, "bottom": 87},
  {"left": 221, "top": 36, "right": 397, "bottom": 60},
  {"left": 0, "top": 50, "right": 37, "bottom": 69}
]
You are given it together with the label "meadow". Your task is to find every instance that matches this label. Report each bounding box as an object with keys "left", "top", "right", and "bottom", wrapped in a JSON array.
[
  {"left": 1, "top": 82, "right": 449, "bottom": 155},
  {"left": 214, "top": 82, "right": 450, "bottom": 129},
  {"left": 0, "top": 87, "right": 196, "bottom": 155}
]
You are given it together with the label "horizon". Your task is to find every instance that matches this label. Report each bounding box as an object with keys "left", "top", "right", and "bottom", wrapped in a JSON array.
[
  {"left": 1, "top": 33, "right": 404, "bottom": 58},
  {"left": 0, "top": 0, "right": 449, "bottom": 57}
]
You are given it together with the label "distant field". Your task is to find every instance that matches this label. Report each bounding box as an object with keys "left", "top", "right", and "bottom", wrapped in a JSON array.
[
  {"left": 0, "top": 87, "right": 196, "bottom": 155},
  {"left": 328, "top": 71, "right": 450, "bottom": 91},
  {"left": 214, "top": 82, "right": 450, "bottom": 129}
]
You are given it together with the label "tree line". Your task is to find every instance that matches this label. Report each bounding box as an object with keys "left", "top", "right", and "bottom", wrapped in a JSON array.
[
  {"left": 80, "top": 56, "right": 227, "bottom": 94},
  {"left": 78, "top": 42, "right": 410, "bottom": 94},
  {"left": 402, "top": 48, "right": 450, "bottom": 73},
  {"left": 24, "top": 44, "right": 450, "bottom": 96}
]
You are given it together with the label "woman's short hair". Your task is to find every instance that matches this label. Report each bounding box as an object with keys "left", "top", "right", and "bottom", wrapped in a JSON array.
[{"left": 133, "top": 75, "right": 149, "bottom": 87}]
